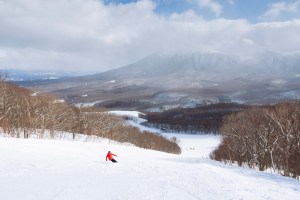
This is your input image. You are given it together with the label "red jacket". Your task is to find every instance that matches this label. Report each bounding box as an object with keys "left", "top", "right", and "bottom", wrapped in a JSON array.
[{"left": 106, "top": 152, "right": 117, "bottom": 161}]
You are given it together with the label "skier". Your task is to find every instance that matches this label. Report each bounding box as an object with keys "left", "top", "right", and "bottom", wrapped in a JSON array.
[{"left": 106, "top": 151, "right": 117, "bottom": 163}]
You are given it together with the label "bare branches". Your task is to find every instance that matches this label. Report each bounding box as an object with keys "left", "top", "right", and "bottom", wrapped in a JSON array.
[
  {"left": 211, "top": 103, "right": 300, "bottom": 179},
  {"left": 0, "top": 81, "right": 181, "bottom": 154}
]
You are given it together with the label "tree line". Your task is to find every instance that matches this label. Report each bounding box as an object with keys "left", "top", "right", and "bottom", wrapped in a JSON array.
[
  {"left": 0, "top": 73, "right": 181, "bottom": 154},
  {"left": 141, "top": 103, "right": 248, "bottom": 134},
  {"left": 210, "top": 102, "right": 300, "bottom": 179}
]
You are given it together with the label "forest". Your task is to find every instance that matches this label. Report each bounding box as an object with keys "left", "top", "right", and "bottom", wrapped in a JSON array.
[
  {"left": 0, "top": 73, "right": 181, "bottom": 154},
  {"left": 211, "top": 102, "right": 300, "bottom": 179},
  {"left": 141, "top": 103, "right": 248, "bottom": 134}
]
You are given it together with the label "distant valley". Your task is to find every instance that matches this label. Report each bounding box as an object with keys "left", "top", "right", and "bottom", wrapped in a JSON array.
[
  {"left": 1, "top": 69, "right": 85, "bottom": 81},
  {"left": 15, "top": 51, "right": 300, "bottom": 111}
]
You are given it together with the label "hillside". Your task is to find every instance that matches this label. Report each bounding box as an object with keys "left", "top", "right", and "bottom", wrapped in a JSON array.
[
  {"left": 17, "top": 51, "right": 300, "bottom": 111},
  {"left": 1, "top": 131, "right": 300, "bottom": 200}
]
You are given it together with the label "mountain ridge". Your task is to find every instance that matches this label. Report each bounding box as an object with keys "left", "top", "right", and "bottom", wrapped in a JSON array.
[{"left": 16, "top": 51, "right": 300, "bottom": 110}]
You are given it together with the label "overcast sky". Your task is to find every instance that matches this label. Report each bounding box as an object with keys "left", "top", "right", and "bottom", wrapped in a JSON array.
[{"left": 0, "top": 0, "right": 300, "bottom": 73}]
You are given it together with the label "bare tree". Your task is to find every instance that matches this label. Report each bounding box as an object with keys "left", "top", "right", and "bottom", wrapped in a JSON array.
[
  {"left": 0, "top": 79, "right": 181, "bottom": 154},
  {"left": 211, "top": 102, "right": 300, "bottom": 179}
]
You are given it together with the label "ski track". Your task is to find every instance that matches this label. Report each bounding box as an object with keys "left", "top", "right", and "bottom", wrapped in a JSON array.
[{"left": 1, "top": 133, "right": 300, "bottom": 199}]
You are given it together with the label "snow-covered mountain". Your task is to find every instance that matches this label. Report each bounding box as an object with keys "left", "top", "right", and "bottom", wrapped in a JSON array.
[
  {"left": 93, "top": 51, "right": 300, "bottom": 83},
  {"left": 243, "top": 51, "right": 300, "bottom": 78},
  {"left": 87, "top": 52, "right": 247, "bottom": 88},
  {"left": 17, "top": 51, "right": 300, "bottom": 109},
  {"left": 109, "top": 52, "right": 241, "bottom": 78}
]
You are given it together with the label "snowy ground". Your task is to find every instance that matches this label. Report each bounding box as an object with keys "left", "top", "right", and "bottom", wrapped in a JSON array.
[{"left": 1, "top": 112, "right": 300, "bottom": 200}]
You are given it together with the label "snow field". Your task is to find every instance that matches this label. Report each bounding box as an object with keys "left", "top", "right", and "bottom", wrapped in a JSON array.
[
  {"left": 1, "top": 133, "right": 300, "bottom": 200},
  {"left": 1, "top": 111, "right": 300, "bottom": 199}
]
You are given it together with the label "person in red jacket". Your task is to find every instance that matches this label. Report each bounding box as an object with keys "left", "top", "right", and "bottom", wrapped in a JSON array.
[{"left": 106, "top": 151, "right": 117, "bottom": 163}]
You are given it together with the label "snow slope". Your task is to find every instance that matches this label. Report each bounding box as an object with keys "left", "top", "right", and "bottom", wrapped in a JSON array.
[
  {"left": 1, "top": 110, "right": 300, "bottom": 200},
  {"left": 1, "top": 134, "right": 299, "bottom": 200}
]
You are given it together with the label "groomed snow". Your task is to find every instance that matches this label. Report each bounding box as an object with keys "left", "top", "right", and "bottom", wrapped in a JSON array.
[
  {"left": 1, "top": 112, "right": 300, "bottom": 200},
  {"left": 109, "top": 110, "right": 143, "bottom": 118}
]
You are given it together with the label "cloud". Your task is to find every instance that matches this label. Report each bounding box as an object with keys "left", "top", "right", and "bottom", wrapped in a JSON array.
[
  {"left": 0, "top": 0, "right": 300, "bottom": 72},
  {"left": 0, "top": 48, "right": 7, "bottom": 58},
  {"left": 242, "top": 38, "right": 254, "bottom": 45},
  {"left": 228, "top": 0, "right": 235, "bottom": 5},
  {"left": 251, "top": 20, "right": 300, "bottom": 52},
  {"left": 195, "top": 0, "right": 223, "bottom": 17},
  {"left": 260, "top": 0, "right": 300, "bottom": 21}
]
